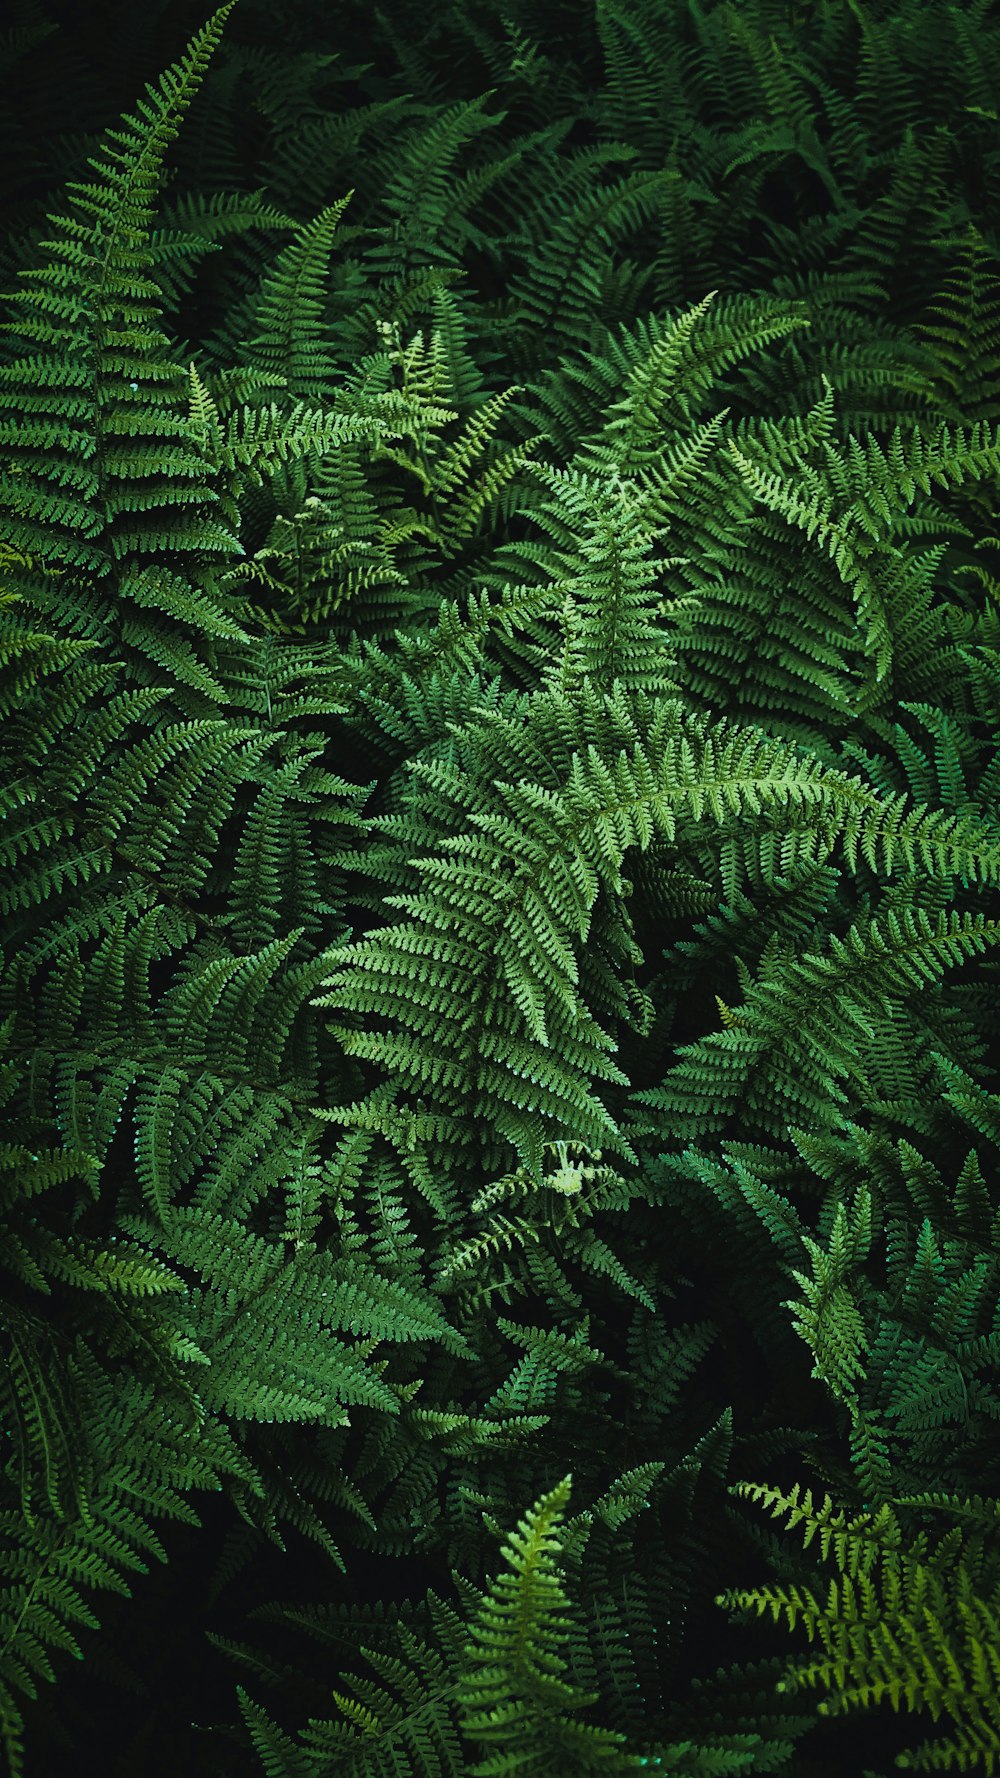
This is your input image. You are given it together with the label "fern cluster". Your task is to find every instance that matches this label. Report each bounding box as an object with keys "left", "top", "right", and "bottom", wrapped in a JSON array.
[{"left": 3, "top": 0, "right": 1000, "bottom": 1773}]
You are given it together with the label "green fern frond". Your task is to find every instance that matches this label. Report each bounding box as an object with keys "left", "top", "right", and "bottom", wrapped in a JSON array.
[
  {"left": 717, "top": 1479, "right": 1000, "bottom": 1773},
  {"left": 0, "top": 5, "right": 238, "bottom": 578},
  {"left": 455, "top": 1474, "right": 642, "bottom": 1773}
]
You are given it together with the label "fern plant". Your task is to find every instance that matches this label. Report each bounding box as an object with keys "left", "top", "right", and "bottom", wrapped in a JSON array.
[
  {"left": 717, "top": 1482, "right": 1000, "bottom": 1775},
  {"left": 5, "top": 0, "right": 1000, "bottom": 1773}
]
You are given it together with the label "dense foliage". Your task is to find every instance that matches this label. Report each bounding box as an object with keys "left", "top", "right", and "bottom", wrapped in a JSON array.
[{"left": 3, "top": 0, "right": 1000, "bottom": 1772}]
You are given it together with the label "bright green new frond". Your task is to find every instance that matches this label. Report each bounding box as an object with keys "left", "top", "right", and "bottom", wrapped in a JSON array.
[
  {"left": 456, "top": 1474, "right": 642, "bottom": 1774},
  {"left": 717, "top": 1479, "right": 1000, "bottom": 1773}
]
